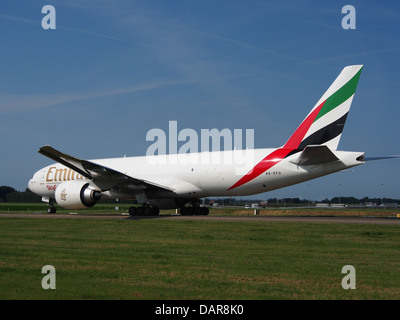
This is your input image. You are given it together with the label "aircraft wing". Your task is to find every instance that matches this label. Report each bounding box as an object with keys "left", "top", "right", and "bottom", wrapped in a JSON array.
[
  {"left": 38, "top": 145, "right": 174, "bottom": 192},
  {"left": 294, "top": 145, "right": 340, "bottom": 165}
]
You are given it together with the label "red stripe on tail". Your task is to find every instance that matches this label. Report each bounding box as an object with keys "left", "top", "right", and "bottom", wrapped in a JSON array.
[{"left": 227, "top": 100, "right": 326, "bottom": 190}]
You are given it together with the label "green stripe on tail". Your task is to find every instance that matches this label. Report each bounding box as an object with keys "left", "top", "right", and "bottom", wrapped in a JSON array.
[{"left": 314, "top": 66, "right": 363, "bottom": 122}]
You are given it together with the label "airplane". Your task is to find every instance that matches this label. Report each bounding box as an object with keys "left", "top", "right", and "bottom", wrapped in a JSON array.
[{"left": 27, "top": 65, "right": 396, "bottom": 215}]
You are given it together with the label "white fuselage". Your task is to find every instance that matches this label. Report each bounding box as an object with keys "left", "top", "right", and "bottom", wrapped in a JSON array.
[{"left": 28, "top": 148, "right": 364, "bottom": 201}]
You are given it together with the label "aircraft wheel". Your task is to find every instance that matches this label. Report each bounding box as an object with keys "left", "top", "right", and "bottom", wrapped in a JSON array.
[
  {"left": 152, "top": 207, "right": 160, "bottom": 216},
  {"left": 128, "top": 206, "right": 137, "bottom": 216},
  {"left": 201, "top": 207, "right": 209, "bottom": 215},
  {"left": 143, "top": 206, "right": 151, "bottom": 216},
  {"left": 136, "top": 206, "right": 143, "bottom": 215},
  {"left": 47, "top": 206, "right": 56, "bottom": 214}
]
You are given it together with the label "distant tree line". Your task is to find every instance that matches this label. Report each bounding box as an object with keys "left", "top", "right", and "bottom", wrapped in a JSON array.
[
  {"left": 206, "top": 196, "right": 400, "bottom": 207},
  {"left": 0, "top": 186, "right": 41, "bottom": 203},
  {"left": 321, "top": 196, "right": 398, "bottom": 205}
]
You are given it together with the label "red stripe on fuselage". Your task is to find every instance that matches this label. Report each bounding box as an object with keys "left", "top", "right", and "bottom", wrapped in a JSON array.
[
  {"left": 227, "top": 147, "right": 292, "bottom": 190},
  {"left": 227, "top": 100, "right": 326, "bottom": 191}
]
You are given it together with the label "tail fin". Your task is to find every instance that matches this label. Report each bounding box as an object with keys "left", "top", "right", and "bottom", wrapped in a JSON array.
[{"left": 283, "top": 65, "right": 363, "bottom": 151}]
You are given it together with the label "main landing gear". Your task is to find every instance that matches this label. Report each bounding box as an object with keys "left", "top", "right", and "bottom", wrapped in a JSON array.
[
  {"left": 180, "top": 206, "right": 209, "bottom": 216},
  {"left": 179, "top": 199, "right": 209, "bottom": 215},
  {"left": 127, "top": 198, "right": 209, "bottom": 216},
  {"left": 128, "top": 203, "right": 160, "bottom": 216}
]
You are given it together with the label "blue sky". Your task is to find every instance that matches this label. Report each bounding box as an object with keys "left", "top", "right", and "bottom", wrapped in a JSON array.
[{"left": 1, "top": 0, "right": 400, "bottom": 201}]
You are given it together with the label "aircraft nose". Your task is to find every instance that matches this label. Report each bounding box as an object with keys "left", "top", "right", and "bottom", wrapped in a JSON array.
[
  {"left": 28, "top": 176, "right": 40, "bottom": 195},
  {"left": 28, "top": 178, "right": 35, "bottom": 192}
]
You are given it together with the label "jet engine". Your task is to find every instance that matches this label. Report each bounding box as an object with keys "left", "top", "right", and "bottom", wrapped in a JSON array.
[{"left": 55, "top": 181, "right": 102, "bottom": 209}]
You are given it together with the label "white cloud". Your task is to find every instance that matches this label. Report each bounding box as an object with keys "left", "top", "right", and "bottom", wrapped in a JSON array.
[
  {"left": 0, "top": 80, "right": 191, "bottom": 113},
  {"left": 0, "top": 12, "right": 125, "bottom": 42}
]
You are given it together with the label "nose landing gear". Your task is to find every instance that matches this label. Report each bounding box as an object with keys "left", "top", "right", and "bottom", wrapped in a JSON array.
[{"left": 47, "top": 202, "right": 56, "bottom": 214}]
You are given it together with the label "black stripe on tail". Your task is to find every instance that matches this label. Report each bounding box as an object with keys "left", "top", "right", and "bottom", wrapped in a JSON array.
[{"left": 298, "top": 112, "right": 349, "bottom": 150}]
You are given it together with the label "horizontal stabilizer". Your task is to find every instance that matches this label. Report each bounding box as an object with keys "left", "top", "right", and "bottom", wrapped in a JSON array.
[{"left": 295, "top": 145, "right": 340, "bottom": 166}]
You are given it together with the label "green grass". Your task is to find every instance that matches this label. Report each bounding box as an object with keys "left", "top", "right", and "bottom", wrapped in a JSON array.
[
  {"left": 0, "top": 202, "right": 133, "bottom": 214},
  {"left": 1, "top": 202, "right": 398, "bottom": 217},
  {"left": 0, "top": 217, "right": 400, "bottom": 299}
]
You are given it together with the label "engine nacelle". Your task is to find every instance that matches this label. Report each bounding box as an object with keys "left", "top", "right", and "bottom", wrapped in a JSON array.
[{"left": 55, "top": 181, "right": 102, "bottom": 209}]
